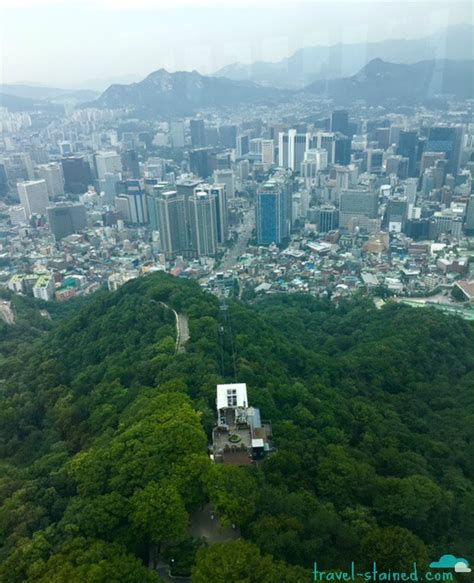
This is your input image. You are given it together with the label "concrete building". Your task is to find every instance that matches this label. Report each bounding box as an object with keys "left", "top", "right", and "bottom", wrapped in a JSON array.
[
  {"left": 339, "top": 189, "right": 378, "bottom": 230},
  {"left": 95, "top": 151, "right": 122, "bottom": 181},
  {"left": 47, "top": 202, "right": 87, "bottom": 239},
  {"left": 36, "top": 163, "right": 64, "bottom": 197},
  {"left": 189, "top": 189, "right": 218, "bottom": 257},
  {"left": 17, "top": 180, "right": 49, "bottom": 216}
]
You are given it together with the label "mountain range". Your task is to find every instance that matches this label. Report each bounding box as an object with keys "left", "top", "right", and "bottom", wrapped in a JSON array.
[
  {"left": 85, "top": 68, "right": 287, "bottom": 115},
  {"left": 84, "top": 57, "right": 473, "bottom": 116},
  {"left": 305, "top": 58, "right": 474, "bottom": 104},
  {"left": 213, "top": 23, "right": 474, "bottom": 88}
]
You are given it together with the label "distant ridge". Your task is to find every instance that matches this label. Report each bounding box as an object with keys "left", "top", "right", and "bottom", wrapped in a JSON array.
[
  {"left": 85, "top": 58, "right": 473, "bottom": 116},
  {"left": 304, "top": 58, "right": 474, "bottom": 103},
  {"left": 85, "top": 68, "right": 287, "bottom": 115},
  {"left": 213, "top": 23, "right": 474, "bottom": 88}
]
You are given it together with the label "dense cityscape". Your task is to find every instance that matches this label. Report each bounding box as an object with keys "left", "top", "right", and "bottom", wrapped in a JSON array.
[
  {"left": 1, "top": 2, "right": 474, "bottom": 581},
  {"left": 1, "top": 88, "right": 474, "bottom": 320}
]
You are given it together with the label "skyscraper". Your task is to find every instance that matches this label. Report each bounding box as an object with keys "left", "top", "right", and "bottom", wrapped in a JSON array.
[
  {"left": 426, "top": 126, "right": 463, "bottom": 175},
  {"left": 61, "top": 156, "right": 92, "bottom": 194},
  {"left": 189, "top": 148, "right": 212, "bottom": 179},
  {"left": 331, "top": 110, "right": 349, "bottom": 136},
  {"left": 121, "top": 149, "right": 140, "bottom": 179},
  {"left": 335, "top": 135, "right": 352, "bottom": 165},
  {"left": 213, "top": 169, "right": 235, "bottom": 199},
  {"left": 236, "top": 134, "right": 250, "bottom": 158},
  {"left": 152, "top": 189, "right": 188, "bottom": 259},
  {"left": 279, "top": 130, "right": 309, "bottom": 171},
  {"left": 398, "top": 131, "right": 418, "bottom": 177},
  {"left": 116, "top": 179, "right": 148, "bottom": 225},
  {"left": 95, "top": 151, "right": 122, "bottom": 181},
  {"left": 261, "top": 139, "right": 275, "bottom": 169},
  {"left": 189, "top": 190, "right": 218, "bottom": 257},
  {"left": 169, "top": 121, "right": 185, "bottom": 148},
  {"left": 36, "top": 163, "right": 64, "bottom": 198},
  {"left": 198, "top": 183, "right": 228, "bottom": 244},
  {"left": 219, "top": 125, "right": 237, "bottom": 149},
  {"left": 256, "top": 176, "right": 291, "bottom": 245},
  {"left": 47, "top": 202, "right": 87, "bottom": 239},
  {"left": 190, "top": 119, "right": 206, "bottom": 148},
  {"left": 17, "top": 180, "right": 49, "bottom": 216}
]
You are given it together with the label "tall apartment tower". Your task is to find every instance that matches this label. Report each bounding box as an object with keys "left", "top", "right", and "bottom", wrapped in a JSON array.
[
  {"left": 196, "top": 183, "right": 228, "bottom": 244},
  {"left": 154, "top": 190, "right": 189, "bottom": 259},
  {"left": 17, "top": 179, "right": 49, "bottom": 216},
  {"left": 189, "top": 190, "right": 218, "bottom": 257}
]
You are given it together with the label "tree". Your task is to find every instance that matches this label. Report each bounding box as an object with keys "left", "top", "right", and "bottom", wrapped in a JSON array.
[
  {"left": 360, "top": 526, "right": 429, "bottom": 571},
  {"left": 131, "top": 481, "right": 188, "bottom": 549},
  {"left": 203, "top": 465, "right": 258, "bottom": 528}
]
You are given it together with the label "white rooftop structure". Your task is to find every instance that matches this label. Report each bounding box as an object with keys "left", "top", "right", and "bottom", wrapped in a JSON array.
[{"left": 217, "top": 383, "right": 248, "bottom": 410}]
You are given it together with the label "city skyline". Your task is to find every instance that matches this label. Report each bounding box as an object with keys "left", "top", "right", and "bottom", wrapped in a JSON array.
[{"left": 1, "top": 0, "right": 471, "bottom": 88}]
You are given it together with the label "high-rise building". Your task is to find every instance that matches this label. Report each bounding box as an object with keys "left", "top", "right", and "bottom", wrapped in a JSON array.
[
  {"left": 197, "top": 184, "right": 228, "bottom": 244},
  {"left": 339, "top": 189, "right": 378, "bottom": 230},
  {"left": 261, "top": 139, "right": 275, "bottom": 169},
  {"left": 213, "top": 169, "right": 235, "bottom": 199},
  {"left": 36, "top": 163, "right": 64, "bottom": 198},
  {"left": 95, "top": 151, "right": 122, "bottom": 181},
  {"left": 151, "top": 189, "right": 188, "bottom": 259},
  {"left": 256, "top": 175, "right": 292, "bottom": 245},
  {"left": 426, "top": 126, "right": 463, "bottom": 175},
  {"left": 0, "top": 164, "right": 8, "bottom": 197},
  {"left": 317, "top": 205, "right": 338, "bottom": 232},
  {"left": 398, "top": 131, "right": 418, "bottom": 177},
  {"left": 189, "top": 148, "right": 212, "bottom": 179},
  {"left": 219, "top": 125, "right": 237, "bottom": 149},
  {"left": 387, "top": 197, "right": 408, "bottom": 233},
  {"left": 190, "top": 119, "right": 206, "bottom": 148},
  {"left": 116, "top": 179, "right": 148, "bottom": 225},
  {"left": 367, "top": 149, "right": 384, "bottom": 174},
  {"left": 17, "top": 180, "right": 49, "bottom": 216},
  {"left": 169, "top": 121, "right": 185, "bottom": 148},
  {"left": 47, "top": 202, "right": 87, "bottom": 239},
  {"left": 121, "top": 149, "right": 140, "bottom": 179},
  {"left": 189, "top": 190, "right": 218, "bottom": 257},
  {"left": 279, "top": 130, "right": 309, "bottom": 172},
  {"left": 465, "top": 195, "right": 474, "bottom": 233},
  {"left": 61, "top": 156, "right": 92, "bottom": 194},
  {"left": 236, "top": 134, "right": 250, "bottom": 158},
  {"left": 100, "top": 172, "right": 122, "bottom": 205},
  {"left": 331, "top": 110, "right": 349, "bottom": 136},
  {"left": 335, "top": 135, "right": 352, "bottom": 165}
]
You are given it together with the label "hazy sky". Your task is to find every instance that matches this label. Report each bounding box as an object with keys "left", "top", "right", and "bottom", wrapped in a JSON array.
[{"left": 0, "top": 0, "right": 471, "bottom": 88}]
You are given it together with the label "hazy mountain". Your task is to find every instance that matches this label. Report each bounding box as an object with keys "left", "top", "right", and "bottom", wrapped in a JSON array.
[
  {"left": 0, "top": 92, "right": 64, "bottom": 113},
  {"left": 304, "top": 58, "right": 474, "bottom": 104},
  {"left": 214, "top": 23, "right": 474, "bottom": 88},
  {"left": 86, "top": 68, "right": 286, "bottom": 115},
  {"left": 0, "top": 84, "right": 99, "bottom": 104}
]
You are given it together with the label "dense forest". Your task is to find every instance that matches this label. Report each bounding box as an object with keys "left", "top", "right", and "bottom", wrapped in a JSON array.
[{"left": 0, "top": 273, "right": 473, "bottom": 582}]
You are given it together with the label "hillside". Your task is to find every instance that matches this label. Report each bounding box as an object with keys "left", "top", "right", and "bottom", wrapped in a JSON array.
[
  {"left": 0, "top": 273, "right": 473, "bottom": 581},
  {"left": 86, "top": 69, "right": 286, "bottom": 116},
  {"left": 305, "top": 58, "right": 474, "bottom": 104},
  {"left": 214, "top": 23, "right": 474, "bottom": 88}
]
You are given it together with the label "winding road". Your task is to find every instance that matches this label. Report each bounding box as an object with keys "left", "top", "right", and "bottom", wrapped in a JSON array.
[{"left": 155, "top": 301, "right": 189, "bottom": 353}]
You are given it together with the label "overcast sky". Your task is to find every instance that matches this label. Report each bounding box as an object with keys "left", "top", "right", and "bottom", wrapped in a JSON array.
[{"left": 0, "top": 0, "right": 471, "bottom": 88}]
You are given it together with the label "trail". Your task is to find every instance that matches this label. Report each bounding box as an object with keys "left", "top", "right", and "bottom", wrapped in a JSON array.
[{"left": 156, "top": 301, "right": 189, "bottom": 353}]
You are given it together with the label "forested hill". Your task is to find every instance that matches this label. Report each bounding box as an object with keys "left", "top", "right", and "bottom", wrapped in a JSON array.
[{"left": 0, "top": 273, "right": 473, "bottom": 582}]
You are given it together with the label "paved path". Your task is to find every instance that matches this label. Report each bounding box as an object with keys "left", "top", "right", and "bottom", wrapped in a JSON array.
[
  {"left": 156, "top": 301, "right": 189, "bottom": 353},
  {"left": 0, "top": 301, "right": 15, "bottom": 325}
]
